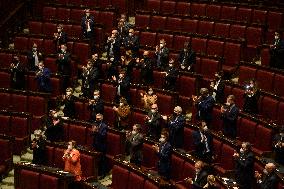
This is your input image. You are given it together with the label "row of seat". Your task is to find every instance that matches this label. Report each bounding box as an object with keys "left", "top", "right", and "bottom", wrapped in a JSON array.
[
  {"left": 0, "top": 112, "right": 31, "bottom": 155},
  {"left": 143, "top": 0, "right": 283, "bottom": 31},
  {"left": 0, "top": 135, "right": 13, "bottom": 178},
  {"left": 42, "top": 6, "right": 116, "bottom": 32}
]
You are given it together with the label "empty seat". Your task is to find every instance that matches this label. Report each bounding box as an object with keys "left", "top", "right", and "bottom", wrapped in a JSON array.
[
  {"left": 74, "top": 101, "right": 85, "bottom": 120},
  {"left": 191, "top": 38, "right": 207, "bottom": 54},
  {"left": 238, "top": 65, "right": 257, "bottom": 85},
  {"left": 178, "top": 75, "right": 196, "bottom": 97},
  {"left": 211, "top": 107, "right": 223, "bottom": 132},
  {"left": 70, "top": 9, "right": 84, "bottom": 22},
  {"left": 267, "top": 11, "right": 283, "bottom": 31},
  {"left": 153, "top": 71, "right": 166, "bottom": 89},
  {"left": 19, "top": 170, "right": 40, "bottom": 189},
  {"left": 112, "top": 0, "right": 127, "bottom": 13},
  {"left": 146, "top": 0, "right": 161, "bottom": 13},
  {"left": 104, "top": 106, "right": 116, "bottom": 127},
  {"left": 80, "top": 153, "right": 96, "bottom": 178},
  {"left": 149, "top": 15, "right": 166, "bottom": 31},
  {"left": 43, "top": 39, "right": 56, "bottom": 55},
  {"left": 253, "top": 124, "right": 273, "bottom": 155},
  {"left": 42, "top": 22, "right": 57, "bottom": 36},
  {"left": 130, "top": 111, "right": 147, "bottom": 134},
  {"left": 175, "top": 2, "right": 190, "bottom": 15},
  {"left": 73, "top": 42, "right": 90, "bottom": 64},
  {"left": 198, "top": 20, "right": 214, "bottom": 36},
  {"left": 220, "top": 6, "right": 236, "bottom": 20},
  {"left": 161, "top": 1, "right": 176, "bottom": 15},
  {"left": 176, "top": 161, "right": 195, "bottom": 188},
  {"left": 68, "top": 124, "right": 87, "bottom": 145},
  {"left": 252, "top": 9, "right": 267, "bottom": 24},
  {"left": 139, "top": 31, "right": 156, "bottom": 48},
  {"left": 99, "top": 11, "right": 115, "bottom": 32},
  {"left": 0, "top": 92, "right": 10, "bottom": 110},
  {"left": 40, "top": 174, "right": 59, "bottom": 189},
  {"left": 43, "top": 7, "right": 56, "bottom": 20},
  {"left": 14, "top": 36, "right": 28, "bottom": 51},
  {"left": 255, "top": 69, "right": 274, "bottom": 92},
  {"left": 135, "top": 14, "right": 150, "bottom": 29},
  {"left": 28, "top": 96, "right": 46, "bottom": 116},
  {"left": 101, "top": 83, "right": 116, "bottom": 103},
  {"left": 107, "top": 132, "right": 124, "bottom": 158},
  {"left": 274, "top": 74, "right": 284, "bottom": 97},
  {"left": 223, "top": 42, "right": 241, "bottom": 73},
  {"left": 70, "top": 25, "right": 82, "bottom": 39},
  {"left": 0, "top": 53, "right": 12, "bottom": 68},
  {"left": 142, "top": 143, "right": 158, "bottom": 169},
  {"left": 53, "top": 148, "right": 65, "bottom": 169},
  {"left": 156, "top": 93, "right": 175, "bottom": 115},
  {"left": 229, "top": 24, "right": 247, "bottom": 40},
  {"left": 173, "top": 35, "right": 191, "bottom": 51},
  {"left": 181, "top": 19, "right": 198, "bottom": 34},
  {"left": 206, "top": 4, "right": 221, "bottom": 19},
  {"left": 28, "top": 21, "right": 42, "bottom": 34},
  {"left": 231, "top": 87, "right": 245, "bottom": 109},
  {"left": 214, "top": 143, "right": 235, "bottom": 175},
  {"left": 96, "top": 0, "right": 111, "bottom": 8},
  {"left": 236, "top": 8, "right": 252, "bottom": 23},
  {"left": 68, "top": 0, "right": 82, "bottom": 6},
  {"left": 260, "top": 47, "right": 270, "bottom": 67},
  {"left": 11, "top": 94, "right": 27, "bottom": 112},
  {"left": 190, "top": 3, "right": 206, "bottom": 17},
  {"left": 10, "top": 116, "right": 29, "bottom": 154},
  {"left": 56, "top": 7, "right": 70, "bottom": 21},
  {"left": 0, "top": 115, "right": 10, "bottom": 135},
  {"left": 156, "top": 33, "right": 173, "bottom": 49},
  {"left": 207, "top": 40, "right": 224, "bottom": 57},
  {"left": 237, "top": 117, "right": 257, "bottom": 144},
  {"left": 28, "top": 38, "right": 43, "bottom": 50},
  {"left": 112, "top": 165, "right": 129, "bottom": 189},
  {"left": 259, "top": 96, "right": 279, "bottom": 121},
  {"left": 44, "top": 57, "right": 57, "bottom": 73},
  {"left": 183, "top": 127, "right": 195, "bottom": 151},
  {"left": 165, "top": 17, "right": 182, "bottom": 32},
  {"left": 199, "top": 58, "right": 220, "bottom": 80},
  {"left": 213, "top": 23, "right": 230, "bottom": 38},
  {"left": 128, "top": 172, "right": 145, "bottom": 189}
]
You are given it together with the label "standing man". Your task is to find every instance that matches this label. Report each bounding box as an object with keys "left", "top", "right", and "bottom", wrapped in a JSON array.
[
  {"left": 10, "top": 55, "right": 25, "bottom": 90},
  {"left": 112, "top": 69, "right": 131, "bottom": 103},
  {"left": 31, "top": 130, "right": 46, "bottom": 165},
  {"left": 56, "top": 44, "right": 71, "bottom": 90},
  {"left": 155, "top": 39, "right": 169, "bottom": 70},
  {"left": 124, "top": 28, "right": 139, "bottom": 58},
  {"left": 185, "top": 161, "right": 208, "bottom": 189},
  {"left": 178, "top": 42, "right": 196, "bottom": 71},
  {"left": 81, "top": 9, "right": 95, "bottom": 39},
  {"left": 255, "top": 162, "right": 278, "bottom": 189},
  {"left": 88, "top": 90, "right": 104, "bottom": 122},
  {"left": 35, "top": 62, "right": 52, "bottom": 93},
  {"left": 145, "top": 104, "right": 162, "bottom": 141},
  {"left": 61, "top": 87, "right": 76, "bottom": 119},
  {"left": 53, "top": 24, "right": 67, "bottom": 51},
  {"left": 27, "top": 43, "right": 43, "bottom": 71}
]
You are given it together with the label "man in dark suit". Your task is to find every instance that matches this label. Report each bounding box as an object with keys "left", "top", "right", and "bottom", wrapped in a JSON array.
[
  {"left": 210, "top": 72, "right": 225, "bottom": 103},
  {"left": 233, "top": 142, "right": 255, "bottom": 189},
  {"left": 273, "top": 127, "right": 284, "bottom": 165},
  {"left": 81, "top": 60, "right": 99, "bottom": 98},
  {"left": 56, "top": 44, "right": 71, "bottom": 90},
  {"left": 61, "top": 88, "right": 76, "bottom": 119},
  {"left": 146, "top": 104, "right": 162, "bottom": 141},
  {"left": 53, "top": 24, "right": 68, "bottom": 51},
  {"left": 91, "top": 53, "right": 102, "bottom": 80},
  {"left": 88, "top": 90, "right": 104, "bottom": 122},
  {"left": 163, "top": 59, "right": 179, "bottom": 91},
  {"left": 192, "top": 121, "right": 213, "bottom": 163},
  {"left": 221, "top": 95, "right": 239, "bottom": 139},
  {"left": 10, "top": 55, "right": 26, "bottom": 90},
  {"left": 45, "top": 111, "right": 64, "bottom": 142},
  {"left": 126, "top": 124, "right": 144, "bottom": 166},
  {"left": 112, "top": 69, "right": 131, "bottom": 103},
  {"left": 155, "top": 39, "right": 169, "bottom": 70},
  {"left": 178, "top": 42, "right": 196, "bottom": 72},
  {"left": 270, "top": 31, "right": 284, "bottom": 69},
  {"left": 31, "top": 130, "right": 46, "bottom": 165},
  {"left": 106, "top": 29, "right": 121, "bottom": 62},
  {"left": 153, "top": 130, "right": 172, "bottom": 180},
  {"left": 185, "top": 161, "right": 208, "bottom": 189},
  {"left": 81, "top": 9, "right": 95, "bottom": 39},
  {"left": 255, "top": 162, "right": 278, "bottom": 189},
  {"left": 91, "top": 113, "right": 108, "bottom": 177},
  {"left": 138, "top": 50, "right": 154, "bottom": 85},
  {"left": 193, "top": 88, "right": 215, "bottom": 127},
  {"left": 35, "top": 62, "right": 52, "bottom": 93},
  {"left": 117, "top": 18, "right": 129, "bottom": 40},
  {"left": 27, "top": 43, "right": 43, "bottom": 71},
  {"left": 124, "top": 28, "right": 139, "bottom": 58},
  {"left": 163, "top": 106, "right": 185, "bottom": 149}
]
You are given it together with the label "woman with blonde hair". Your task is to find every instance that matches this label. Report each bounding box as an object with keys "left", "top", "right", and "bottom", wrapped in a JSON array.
[{"left": 203, "top": 175, "right": 220, "bottom": 189}]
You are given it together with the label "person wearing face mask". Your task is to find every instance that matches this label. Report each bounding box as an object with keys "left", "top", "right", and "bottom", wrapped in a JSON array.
[
  {"left": 61, "top": 87, "right": 76, "bottom": 119},
  {"left": 163, "top": 59, "right": 179, "bottom": 91},
  {"left": 106, "top": 29, "right": 121, "bottom": 62},
  {"left": 221, "top": 95, "right": 239, "bottom": 139},
  {"left": 146, "top": 104, "right": 162, "bottom": 140},
  {"left": 162, "top": 106, "right": 185, "bottom": 149},
  {"left": 209, "top": 71, "right": 225, "bottom": 103},
  {"left": 35, "top": 62, "right": 52, "bottom": 93},
  {"left": 113, "top": 97, "right": 131, "bottom": 131},
  {"left": 63, "top": 140, "right": 82, "bottom": 181},
  {"left": 126, "top": 124, "right": 144, "bottom": 166},
  {"left": 91, "top": 53, "right": 102, "bottom": 79},
  {"left": 81, "top": 9, "right": 95, "bottom": 39},
  {"left": 140, "top": 88, "right": 157, "bottom": 110},
  {"left": 185, "top": 161, "right": 208, "bottom": 189},
  {"left": 192, "top": 121, "right": 213, "bottom": 163},
  {"left": 243, "top": 79, "right": 260, "bottom": 115},
  {"left": 81, "top": 59, "right": 99, "bottom": 98},
  {"left": 45, "top": 110, "right": 64, "bottom": 142},
  {"left": 112, "top": 69, "right": 131, "bottom": 104},
  {"left": 31, "top": 129, "right": 46, "bottom": 165},
  {"left": 137, "top": 50, "right": 154, "bottom": 85},
  {"left": 270, "top": 31, "right": 284, "bottom": 69},
  {"left": 155, "top": 39, "right": 169, "bottom": 70},
  {"left": 91, "top": 114, "right": 108, "bottom": 177},
  {"left": 233, "top": 142, "right": 254, "bottom": 189},
  {"left": 124, "top": 28, "right": 139, "bottom": 58},
  {"left": 203, "top": 175, "right": 220, "bottom": 189},
  {"left": 273, "top": 127, "right": 284, "bottom": 165},
  {"left": 88, "top": 90, "right": 104, "bottom": 122},
  {"left": 121, "top": 51, "right": 135, "bottom": 81},
  {"left": 53, "top": 24, "right": 67, "bottom": 51},
  {"left": 178, "top": 42, "right": 196, "bottom": 71},
  {"left": 10, "top": 54, "right": 26, "bottom": 90},
  {"left": 255, "top": 162, "right": 278, "bottom": 189},
  {"left": 193, "top": 88, "right": 215, "bottom": 127},
  {"left": 153, "top": 130, "right": 172, "bottom": 180},
  {"left": 27, "top": 43, "right": 43, "bottom": 71},
  {"left": 56, "top": 44, "right": 71, "bottom": 90}
]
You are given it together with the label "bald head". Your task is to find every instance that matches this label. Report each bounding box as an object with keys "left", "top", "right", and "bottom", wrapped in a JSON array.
[{"left": 265, "top": 163, "right": 276, "bottom": 173}]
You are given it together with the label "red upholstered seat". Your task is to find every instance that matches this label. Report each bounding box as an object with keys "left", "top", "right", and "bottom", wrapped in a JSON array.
[
  {"left": 45, "top": 146, "right": 54, "bottom": 166},
  {"left": 190, "top": 3, "right": 206, "bottom": 17},
  {"left": 56, "top": 8, "right": 70, "bottom": 21},
  {"left": 0, "top": 92, "right": 10, "bottom": 110},
  {"left": 112, "top": 165, "right": 129, "bottom": 189},
  {"left": 161, "top": 1, "right": 176, "bottom": 15},
  {"left": 198, "top": 21, "right": 214, "bottom": 36},
  {"left": 213, "top": 23, "right": 230, "bottom": 38},
  {"left": 171, "top": 154, "right": 185, "bottom": 181},
  {"left": 166, "top": 17, "right": 182, "bottom": 32},
  {"left": 97, "top": 0, "right": 111, "bottom": 8},
  {"left": 44, "top": 57, "right": 57, "bottom": 73},
  {"left": 43, "top": 7, "right": 56, "bottom": 21},
  {"left": 236, "top": 8, "right": 252, "bottom": 23},
  {"left": 252, "top": 124, "right": 273, "bottom": 156},
  {"left": 214, "top": 143, "right": 235, "bottom": 175},
  {"left": 212, "top": 138, "right": 223, "bottom": 163},
  {"left": 260, "top": 47, "right": 270, "bottom": 67},
  {"left": 207, "top": 40, "right": 224, "bottom": 58},
  {"left": 80, "top": 154, "right": 95, "bottom": 178},
  {"left": 229, "top": 24, "right": 247, "bottom": 40},
  {"left": 73, "top": 42, "right": 90, "bottom": 64},
  {"left": 29, "top": 21, "right": 42, "bottom": 35},
  {"left": 238, "top": 65, "right": 257, "bottom": 85},
  {"left": 0, "top": 115, "right": 10, "bottom": 135},
  {"left": 135, "top": 14, "right": 150, "bottom": 29},
  {"left": 206, "top": 4, "right": 221, "bottom": 19},
  {"left": 0, "top": 139, "right": 12, "bottom": 166},
  {"left": 104, "top": 105, "right": 115, "bottom": 127},
  {"left": 107, "top": 132, "right": 123, "bottom": 157},
  {"left": 156, "top": 33, "right": 173, "bottom": 49},
  {"left": 14, "top": 37, "right": 28, "bottom": 51},
  {"left": 142, "top": 143, "right": 158, "bottom": 169},
  {"left": 252, "top": 9, "right": 267, "bottom": 24},
  {"left": 146, "top": 0, "right": 161, "bottom": 13},
  {"left": 183, "top": 127, "right": 195, "bottom": 152},
  {"left": 68, "top": 124, "right": 87, "bottom": 145},
  {"left": 43, "top": 39, "right": 56, "bottom": 55},
  {"left": 0, "top": 52, "right": 12, "bottom": 68},
  {"left": 130, "top": 111, "right": 147, "bottom": 134},
  {"left": 156, "top": 93, "right": 175, "bottom": 115},
  {"left": 231, "top": 87, "right": 245, "bottom": 109},
  {"left": 112, "top": 0, "right": 127, "bottom": 13},
  {"left": 220, "top": 6, "right": 236, "bottom": 20},
  {"left": 128, "top": 172, "right": 145, "bottom": 189},
  {"left": 53, "top": 148, "right": 65, "bottom": 169},
  {"left": 199, "top": 58, "right": 220, "bottom": 80},
  {"left": 255, "top": 70, "right": 274, "bottom": 92},
  {"left": 11, "top": 94, "right": 27, "bottom": 112},
  {"left": 139, "top": 31, "right": 157, "bottom": 48},
  {"left": 28, "top": 96, "right": 46, "bottom": 116},
  {"left": 274, "top": 74, "right": 284, "bottom": 98},
  {"left": 149, "top": 16, "right": 166, "bottom": 31},
  {"left": 144, "top": 180, "right": 159, "bottom": 189},
  {"left": 259, "top": 96, "right": 279, "bottom": 121},
  {"left": 237, "top": 117, "right": 257, "bottom": 144},
  {"left": 101, "top": 83, "right": 116, "bottom": 103},
  {"left": 245, "top": 27, "right": 263, "bottom": 61},
  {"left": 70, "top": 9, "right": 84, "bottom": 22},
  {"left": 74, "top": 101, "right": 85, "bottom": 120},
  {"left": 182, "top": 19, "right": 198, "bottom": 34},
  {"left": 267, "top": 11, "right": 283, "bottom": 31},
  {"left": 70, "top": 25, "right": 82, "bottom": 39},
  {"left": 173, "top": 35, "right": 191, "bottom": 51},
  {"left": 175, "top": 2, "right": 190, "bottom": 15},
  {"left": 153, "top": 71, "right": 165, "bottom": 89},
  {"left": 99, "top": 11, "right": 115, "bottom": 33},
  {"left": 28, "top": 38, "right": 44, "bottom": 50},
  {"left": 43, "top": 22, "right": 57, "bottom": 36},
  {"left": 50, "top": 77, "right": 61, "bottom": 97},
  {"left": 19, "top": 170, "right": 40, "bottom": 189},
  {"left": 40, "top": 174, "right": 59, "bottom": 189},
  {"left": 68, "top": 0, "right": 82, "bottom": 6},
  {"left": 191, "top": 38, "right": 207, "bottom": 54},
  {"left": 177, "top": 75, "right": 196, "bottom": 97},
  {"left": 223, "top": 42, "right": 241, "bottom": 73},
  {"left": 211, "top": 107, "right": 223, "bottom": 132}
]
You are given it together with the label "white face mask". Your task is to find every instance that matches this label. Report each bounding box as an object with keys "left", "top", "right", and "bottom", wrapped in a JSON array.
[
  {"left": 195, "top": 168, "right": 201, "bottom": 173},
  {"left": 203, "top": 126, "right": 208, "bottom": 132},
  {"left": 67, "top": 145, "right": 72, "bottom": 150},
  {"left": 263, "top": 169, "right": 268, "bottom": 175},
  {"left": 119, "top": 74, "right": 123, "bottom": 78},
  {"left": 169, "top": 64, "right": 173, "bottom": 67},
  {"left": 159, "top": 137, "right": 166, "bottom": 143},
  {"left": 250, "top": 84, "right": 254, "bottom": 88},
  {"left": 93, "top": 95, "right": 99, "bottom": 99},
  {"left": 129, "top": 33, "right": 133, "bottom": 36},
  {"left": 119, "top": 103, "right": 123, "bottom": 106},
  {"left": 160, "top": 44, "right": 164, "bottom": 48},
  {"left": 57, "top": 29, "right": 61, "bottom": 33},
  {"left": 33, "top": 48, "right": 37, "bottom": 51},
  {"left": 132, "top": 130, "right": 137, "bottom": 135},
  {"left": 66, "top": 92, "right": 72, "bottom": 96},
  {"left": 148, "top": 91, "right": 153, "bottom": 95},
  {"left": 275, "top": 35, "right": 279, "bottom": 40},
  {"left": 151, "top": 109, "right": 156, "bottom": 113},
  {"left": 240, "top": 148, "right": 244, "bottom": 154}
]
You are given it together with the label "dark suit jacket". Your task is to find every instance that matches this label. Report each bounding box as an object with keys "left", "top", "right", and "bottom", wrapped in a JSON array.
[
  {"left": 92, "top": 121, "right": 108, "bottom": 153},
  {"left": 221, "top": 104, "right": 239, "bottom": 138},
  {"left": 56, "top": 51, "right": 71, "bottom": 75},
  {"left": 196, "top": 96, "right": 215, "bottom": 124},
  {"left": 127, "top": 133, "right": 144, "bottom": 164},
  {"left": 88, "top": 98, "right": 104, "bottom": 121},
  {"left": 54, "top": 31, "right": 67, "bottom": 46},
  {"left": 146, "top": 111, "right": 162, "bottom": 140},
  {"left": 273, "top": 133, "right": 284, "bottom": 165},
  {"left": 178, "top": 49, "right": 196, "bottom": 68},
  {"left": 82, "top": 67, "right": 100, "bottom": 91},
  {"left": 31, "top": 137, "right": 46, "bottom": 165},
  {"left": 192, "top": 169, "right": 208, "bottom": 189},
  {"left": 27, "top": 50, "right": 43, "bottom": 71},
  {"left": 124, "top": 35, "right": 140, "bottom": 56},
  {"left": 62, "top": 95, "right": 76, "bottom": 118},
  {"left": 45, "top": 119, "right": 64, "bottom": 142},
  {"left": 157, "top": 142, "right": 172, "bottom": 179},
  {"left": 235, "top": 151, "right": 255, "bottom": 188},
  {"left": 259, "top": 172, "right": 278, "bottom": 189},
  {"left": 140, "top": 57, "right": 154, "bottom": 84},
  {"left": 116, "top": 76, "right": 131, "bottom": 102},
  {"left": 81, "top": 15, "right": 95, "bottom": 34},
  {"left": 36, "top": 68, "right": 52, "bottom": 93},
  {"left": 106, "top": 37, "right": 121, "bottom": 61},
  {"left": 168, "top": 115, "right": 185, "bottom": 148},
  {"left": 155, "top": 47, "right": 169, "bottom": 69},
  {"left": 213, "top": 79, "right": 225, "bottom": 103},
  {"left": 192, "top": 130, "right": 213, "bottom": 159},
  {"left": 10, "top": 61, "right": 25, "bottom": 90},
  {"left": 243, "top": 89, "right": 260, "bottom": 114},
  {"left": 164, "top": 66, "right": 178, "bottom": 91}
]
